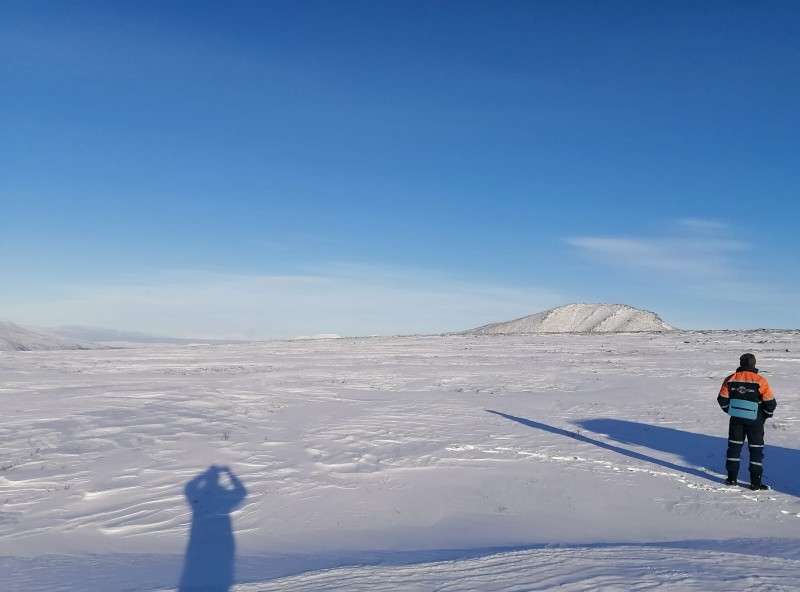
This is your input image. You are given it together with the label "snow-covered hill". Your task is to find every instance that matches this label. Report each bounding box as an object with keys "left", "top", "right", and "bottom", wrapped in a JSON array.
[
  {"left": 292, "top": 334, "right": 342, "bottom": 341},
  {"left": 0, "top": 319, "right": 100, "bottom": 351},
  {"left": 467, "top": 303, "right": 674, "bottom": 334}
]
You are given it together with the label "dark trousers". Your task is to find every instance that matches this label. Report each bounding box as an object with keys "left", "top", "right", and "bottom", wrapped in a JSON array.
[{"left": 726, "top": 420, "right": 765, "bottom": 484}]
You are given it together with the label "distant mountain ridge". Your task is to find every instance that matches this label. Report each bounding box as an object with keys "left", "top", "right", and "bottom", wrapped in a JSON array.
[
  {"left": 466, "top": 304, "right": 674, "bottom": 334},
  {"left": 0, "top": 319, "right": 101, "bottom": 351},
  {"left": 49, "top": 325, "right": 246, "bottom": 345}
]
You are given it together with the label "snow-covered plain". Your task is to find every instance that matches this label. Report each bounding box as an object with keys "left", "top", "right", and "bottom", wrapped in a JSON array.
[{"left": 1, "top": 331, "right": 799, "bottom": 590}]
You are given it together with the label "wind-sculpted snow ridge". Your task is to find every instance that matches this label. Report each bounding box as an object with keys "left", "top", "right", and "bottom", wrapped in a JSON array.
[
  {"left": 467, "top": 303, "right": 674, "bottom": 334},
  {"left": 0, "top": 319, "right": 101, "bottom": 351}
]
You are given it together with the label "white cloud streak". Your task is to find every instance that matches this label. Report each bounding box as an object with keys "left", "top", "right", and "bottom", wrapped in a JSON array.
[
  {"left": 564, "top": 222, "right": 780, "bottom": 305},
  {"left": 565, "top": 236, "right": 748, "bottom": 277},
  {"left": 675, "top": 218, "right": 730, "bottom": 233}
]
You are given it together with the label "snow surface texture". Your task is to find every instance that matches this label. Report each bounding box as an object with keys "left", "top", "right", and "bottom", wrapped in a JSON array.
[
  {"left": 468, "top": 303, "right": 674, "bottom": 334},
  {"left": 0, "top": 319, "right": 100, "bottom": 352},
  {"left": 1, "top": 331, "right": 799, "bottom": 591}
]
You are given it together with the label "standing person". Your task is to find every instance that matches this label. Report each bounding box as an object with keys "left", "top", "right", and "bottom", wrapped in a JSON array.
[{"left": 718, "top": 353, "right": 777, "bottom": 490}]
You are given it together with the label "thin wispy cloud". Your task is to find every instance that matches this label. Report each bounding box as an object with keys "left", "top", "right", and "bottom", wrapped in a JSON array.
[
  {"left": 564, "top": 220, "right": 773, "bottom": 305},
  {"left": 675, "top": 218, "right": 730, "bottom": 233},
  {"left": 565, "top": 235, "right": 748, "bottom": 277}
]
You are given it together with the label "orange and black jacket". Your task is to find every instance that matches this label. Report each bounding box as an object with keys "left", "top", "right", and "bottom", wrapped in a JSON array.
[{"left": 718, "top": 366, "right": 776, "bottom": 423}]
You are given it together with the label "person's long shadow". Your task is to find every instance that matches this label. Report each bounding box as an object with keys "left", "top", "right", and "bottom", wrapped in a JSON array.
[
  {"left": 487, "top": 410, "right": 718, "bottom": 484},
  {"left": 576, "top": 418, "right": 800, "bottom": 496},
  {"left": 179, "top": 465, "right": 248, "bottom": 592},
  {"left": 488, "top": 410, "right": 800, "bottom": 496}
]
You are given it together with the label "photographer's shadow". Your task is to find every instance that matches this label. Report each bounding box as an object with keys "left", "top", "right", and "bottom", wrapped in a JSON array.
[{"left": 179, "top": 465, "right": 247, "bottom": 592}]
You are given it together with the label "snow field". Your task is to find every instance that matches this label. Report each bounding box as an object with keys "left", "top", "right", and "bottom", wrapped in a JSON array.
[
  {"left": 227, "top": 543, "right": 800, "bottom": 592},
  {"left": 1, "top": 331, "right": 799, "bottom": 590}
]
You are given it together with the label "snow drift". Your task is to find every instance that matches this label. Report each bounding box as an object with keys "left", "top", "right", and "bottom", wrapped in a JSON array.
[
  {"left": 466, "top": 303, "right": 674, "bottom": 334},
  {"left": 0, "top": 318, "right": 101, "bottom": 351}
]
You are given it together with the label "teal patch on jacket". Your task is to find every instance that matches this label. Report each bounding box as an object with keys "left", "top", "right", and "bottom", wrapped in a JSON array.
[{"left": 728, "top": 399, "right": 758, "bottom": 421}]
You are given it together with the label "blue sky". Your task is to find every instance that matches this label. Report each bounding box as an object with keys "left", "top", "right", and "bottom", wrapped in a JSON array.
[{"left": 2, "top": 1, "right": 799, "bottom": 338}]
